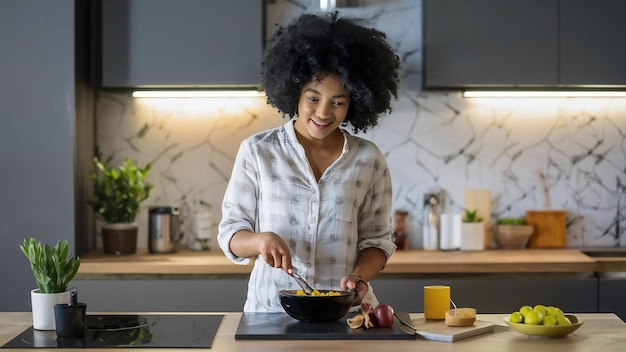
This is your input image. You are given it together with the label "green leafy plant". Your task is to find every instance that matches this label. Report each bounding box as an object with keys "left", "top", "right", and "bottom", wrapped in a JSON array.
[
  {"left": 496, "top": 217, "right": 526, "bottom": 225},
  {"left": 88, "top": 157, "right": 153, "bottom": 223},
  {"left": 463, "top": 209, "right": 484, "bottom": 223},
  {"left": 20, "top": 238, "right": 80, "bottom": 293}
]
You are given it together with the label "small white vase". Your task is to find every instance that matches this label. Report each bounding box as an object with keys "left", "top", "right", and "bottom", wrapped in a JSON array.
[{"left": 31, "top": 289, "right": 69, "bottom": 330}]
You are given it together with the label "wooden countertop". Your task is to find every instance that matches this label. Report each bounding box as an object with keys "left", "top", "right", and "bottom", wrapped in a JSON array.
[
  {"left": 1, "top": 312, "right": 625, "bottom": 351},
  {"left": 77, "top": 250, "right": 255, "bottom": 278},
  {"left": 75, "top": 249, "right": 626, "bottom": 279},
  {"left": 385, "top": 248, "right": 596, "bottom": 273}
]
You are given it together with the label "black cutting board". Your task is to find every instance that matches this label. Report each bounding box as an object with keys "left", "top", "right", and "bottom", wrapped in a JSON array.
[{"left": 235, "top": 312, "right": 416, "bottom": 340}]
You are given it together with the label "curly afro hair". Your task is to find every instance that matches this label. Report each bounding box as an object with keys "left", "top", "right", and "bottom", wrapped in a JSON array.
[{"left": 261, "top": 11, "right": 400, "bottom": 133}]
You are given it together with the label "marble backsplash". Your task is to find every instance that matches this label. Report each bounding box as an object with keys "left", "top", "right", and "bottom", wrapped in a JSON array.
[{"left": 94, "top": 0, "right": 626, "bottom": 250}]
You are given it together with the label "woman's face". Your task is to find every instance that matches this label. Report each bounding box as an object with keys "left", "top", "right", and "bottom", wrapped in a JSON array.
[{"left": 294, "top": 72, "right": 351, "bottom": 142}]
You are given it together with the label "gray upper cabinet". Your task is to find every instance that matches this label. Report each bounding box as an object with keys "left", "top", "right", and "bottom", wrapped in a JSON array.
[
  {"left": 424, "top": 0, "right": 626, "bottom": 89},
  {"left": 102, "top": 0, "right": 263, "bottom": 88},
  {"left": 424, "top": 0, "right": 558, "bottom": 88},
  {"left": 560, "top": 0, "right": 626, "bottom": 86}
]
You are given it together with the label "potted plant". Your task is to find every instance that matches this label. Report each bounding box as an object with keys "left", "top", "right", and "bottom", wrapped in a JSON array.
[
  {"left": 88, "top": 157, "right": 153, "bottom": 255},
  {"left": 494, "top": 217, "right": 534, "bottom": 249},
  {"left": 20, "top": 237, "right": 81, "bottom": 330},
  {"left": 460, "top": 209, "right": 486, "bottom": 251}
]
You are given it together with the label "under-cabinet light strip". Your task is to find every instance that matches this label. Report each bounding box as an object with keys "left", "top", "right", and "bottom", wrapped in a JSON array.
[
  {"left": 132, "top": 90, "right": 265, "bottom": 98},
  {"left": 463, "top": 91, "right": 626, "bottom": 98}
]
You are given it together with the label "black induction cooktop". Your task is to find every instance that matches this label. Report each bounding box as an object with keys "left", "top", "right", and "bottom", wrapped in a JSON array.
[{"left": 1, "top": 314, "right": 224, "bottom": 349}]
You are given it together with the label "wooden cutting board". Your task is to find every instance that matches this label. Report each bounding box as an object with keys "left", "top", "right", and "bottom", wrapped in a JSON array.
[
  {"left": 526, "top": 210, "right": 567, "bottom": 248},
  {"left": 398, "top": 313, "right": 495, "bottom": 342}
]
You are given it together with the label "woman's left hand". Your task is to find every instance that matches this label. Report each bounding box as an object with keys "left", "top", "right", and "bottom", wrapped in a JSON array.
[{"left": 340, "top": 274, "right": 368, "bottom": 306}]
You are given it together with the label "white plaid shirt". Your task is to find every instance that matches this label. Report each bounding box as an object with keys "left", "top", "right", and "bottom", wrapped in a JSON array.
[{"left": 218, "top": 118, "right": 396, "bottom": 312}]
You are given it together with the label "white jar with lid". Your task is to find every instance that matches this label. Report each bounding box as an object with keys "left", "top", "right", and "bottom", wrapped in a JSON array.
[{"left": 188, "top": 211, "right": 212, "bottom": 251}]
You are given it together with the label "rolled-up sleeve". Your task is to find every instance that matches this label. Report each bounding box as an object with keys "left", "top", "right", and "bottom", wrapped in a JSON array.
[
  {"left": 217, "top": 139, "right": 259, "bottom": 264},
  {"left": 356, "top": 152, "right": 396, "bottom": 260}
]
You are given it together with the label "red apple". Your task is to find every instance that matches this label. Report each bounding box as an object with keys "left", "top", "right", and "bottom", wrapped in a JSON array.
[{"left": 374, "top": 304, "right": 395, "bottom": 328}]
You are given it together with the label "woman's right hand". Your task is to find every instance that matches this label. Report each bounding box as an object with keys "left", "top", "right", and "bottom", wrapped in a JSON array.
[{"left": 257, "top": 232, "right": 292, "bottom": 272}]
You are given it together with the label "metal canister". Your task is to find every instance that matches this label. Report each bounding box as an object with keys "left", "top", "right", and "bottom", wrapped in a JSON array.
[{"left": 148, "top": 206, "right": 181, "bottom": 254}]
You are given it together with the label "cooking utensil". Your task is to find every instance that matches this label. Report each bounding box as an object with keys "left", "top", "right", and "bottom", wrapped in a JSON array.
[
  {"left": 534, "top": 170, "right": 552, "bottom": 209},
  {"left": 278, "top": 290, "right": 356, "bottom": 323},
  {"left": 395, "top": 312, "right": 419, "bottom": 333},
  {"left": 290, "top": 270, "right": 315, "bottom": 295}
]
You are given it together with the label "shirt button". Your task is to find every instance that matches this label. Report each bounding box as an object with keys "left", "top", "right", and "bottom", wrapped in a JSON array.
[{"left": 310, "top": 218, "right": 315, "bottom": 224}]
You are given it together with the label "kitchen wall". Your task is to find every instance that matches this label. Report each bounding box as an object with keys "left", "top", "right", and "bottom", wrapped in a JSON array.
[{"left": 95, "top": 0, "right": 626, "bottom": 251}]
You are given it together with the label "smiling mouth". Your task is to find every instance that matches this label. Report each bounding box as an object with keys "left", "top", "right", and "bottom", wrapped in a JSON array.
[{"left": 311, "top": 119, "right": 331, "bottom": 128}]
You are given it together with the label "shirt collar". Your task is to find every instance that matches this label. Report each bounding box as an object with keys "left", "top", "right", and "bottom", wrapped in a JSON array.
[
  {"left": 283, "top": 116, "right": 350, "bottom": 155},
  {"left": 283, "top": 116, "right": 300, "bottom": 150}
]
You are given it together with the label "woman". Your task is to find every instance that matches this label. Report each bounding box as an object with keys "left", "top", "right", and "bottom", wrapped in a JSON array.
[{"left": 218, "top": 11, "right": 400, "bottom": 312}]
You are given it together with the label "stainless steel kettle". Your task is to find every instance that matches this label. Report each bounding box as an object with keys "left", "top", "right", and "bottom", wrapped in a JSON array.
[{"left": 148, "top": 205, "right": 181, "bottom": 254}]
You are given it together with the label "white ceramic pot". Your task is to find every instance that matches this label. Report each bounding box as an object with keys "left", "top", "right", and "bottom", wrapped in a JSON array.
[
  {"left": 460, "top": 222, "right": 486, "bottom": 251},
  {"left": 30, "top": 289, "right": 69, "bottom": 330}
]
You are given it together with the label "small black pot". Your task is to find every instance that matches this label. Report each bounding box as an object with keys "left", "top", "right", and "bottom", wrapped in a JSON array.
[{"left": 54, "top": 303, "right": 87, "bottom": 337}]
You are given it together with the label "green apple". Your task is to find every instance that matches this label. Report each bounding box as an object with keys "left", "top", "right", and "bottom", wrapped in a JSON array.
[
  {"left": 546, "top": 306, "right": 564, "bottom": 318},
  {"left": 524, "top": 310, "right": 542, "bottom": 325},
  {"left": 556, "top": 316, "right": 572, "bottom": 325},
  {"left": 533, "top": 304, "right": 547, "bottom": 317},
  {"left": 542, "top": 316, "right": 557, "bottom": 326},
  {"left": 519, "top": 305, "right": 533, "bottom": 318},
  {"left": 509, "top": 312, "right": 523, "bottom": 323}
]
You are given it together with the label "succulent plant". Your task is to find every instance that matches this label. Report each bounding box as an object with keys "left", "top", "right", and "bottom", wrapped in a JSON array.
[
  {"left": 463, "top": 209, "right": 484, "bottom": 223},
  {"left": 20, "top": 237, "right": 80, "bottom": 293}
]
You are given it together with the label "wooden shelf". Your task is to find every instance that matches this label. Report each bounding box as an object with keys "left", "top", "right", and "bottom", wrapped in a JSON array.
[{"left": 76, "top": 248, "right": 626, "bottom": 279}]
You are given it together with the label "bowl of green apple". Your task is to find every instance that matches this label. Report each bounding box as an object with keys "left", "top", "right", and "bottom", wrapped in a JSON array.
[{"left": 504, "top": 304, "right": 584, "bottom": 338}]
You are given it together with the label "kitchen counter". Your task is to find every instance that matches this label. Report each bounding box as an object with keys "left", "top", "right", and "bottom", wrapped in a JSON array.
[
  {"left": 1, "top": 312, "right": 625, "bottom": 351},
  {"left": 77, "top": 250, "right": 255, "bottom": 279},
  {"left": 76, "top": 249, "right": 626, "bottom": 279}
]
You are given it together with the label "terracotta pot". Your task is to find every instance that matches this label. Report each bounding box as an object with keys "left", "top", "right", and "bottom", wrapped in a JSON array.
[{"left": 102, "top": 222, "right": 138, "bottom": 255}]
